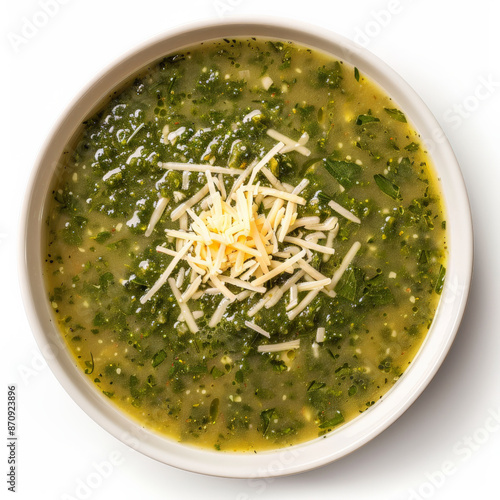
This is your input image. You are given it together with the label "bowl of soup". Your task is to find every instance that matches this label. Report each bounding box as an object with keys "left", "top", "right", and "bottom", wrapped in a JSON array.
[{"left": 20, "top": 19, "right": 472, "bottom": 477}]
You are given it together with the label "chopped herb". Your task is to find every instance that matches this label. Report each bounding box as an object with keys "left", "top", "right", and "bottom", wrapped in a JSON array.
[
  {"left": 323, "top": 158, "right": 362, "bottom": 189},
  {"left": 318, "top": 411, "right": 344, "bottom": 429},
  {"left": 260, "top": 408, "right": 276, "bottom": 436},
  {"left": 307, "top": 380, "right": 326, "bottom": 392},
  {"left": 152, "top": 349, "right": 167, "bottom": 367},
  {"left": 84, "top": 352, "right": 94, "bottom": 374},
  {"left": 356, "top": 114, "right": 380, "bottom": 126},
  {"left": 94, "top": 231, "right": 112, "bottom": 243},
  {"left": 210, "top": 366, "right": 225, "bottom": 379},
  {"left": 374, "top": 174, "right": 402, "bottom": 200},
  {"left": 384, "top": 108, "right": 407, "bottom": 123},
  {"left": 435, "top": 265, "right": 446, "bottom": 294},
  {"left": 209, "top": 398, "right": 219, "bottom": 423},
  {"left": 404, "top": 142, "right": 420, "bottom": 152}
]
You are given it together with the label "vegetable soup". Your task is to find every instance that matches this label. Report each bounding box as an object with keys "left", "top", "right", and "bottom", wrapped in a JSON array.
[{"left": 44, "top": 38, "right": 446, "bottom": 451}]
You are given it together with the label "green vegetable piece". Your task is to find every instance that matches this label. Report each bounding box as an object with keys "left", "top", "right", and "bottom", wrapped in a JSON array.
[
  {"left": 260, "top": 408, "right": 276, "bottom": 436},
  {"left": 374, "top": 174, "right": 401, "bottom": 200},
  {"left": 94, "top": 231, "right": 112, "bottom": 243},
  {"left": 235, "top": 370, "right": 244, "bottom": 384},
  {"left": 419, "top": 250, "right": 429, "bottom": 264},
  {"left": 152, "top": 349, "right": 167, "bottom": 367},
  {"left": 307, "top": 380, "right": 326, "bottom": 392},
  {"left": 84, "top": 352, "right": 94, "bottom": 374},
  {"left": 99, "top": 272, "right": 114, "bottom": 292},
  {"left": 404, "top": 142, "right": 420, "bottom": 152},
  {"left": 354, "top": 67, "right": 360, "bottom": 82},
  {"left": 280, "top": 49, "right": 292, "bottom": 69},
  {"left": 317, "top": 61, "right": 342, "bottom": 89},
  {"left": 348, "top": 385, "right": 357, "bottom": 396},
  {"left": 435, "top": 265, "right": 446, "bottom": 294},
  {"left": 62, "top": 215, "right": 88, "bottom": 246},
  {"left": 324, "top": 159, "right": 362, "bottom": 189},
  {"left": 210, "top": 366, "right": 225, "bottom": 379},
  {"left": 270, "top": 359, "right": 287, "bottom": 372},
  {"left": 93, "top": 312, "right": 107, "bottom": 326},
  {"left": 336, "top": 266, "right": 365, "bottom": 302},
  {"left": 355, "top": 114, "right": 380, "bottom": 126},
  {"left": 317, "top": 191, "right": 333, "bottom": 204},
  {"left": 102, "top": 391, "right": 114, "bottom": 398},
  {"left": 106, "top": 239, "right": 129, "bottom": 251},
  {"left": 384, "top": 108, "right": 407, "bottom": 123},
  {"left": 209, "top": 398, "right": 219, "bottom": 424},
  {"left": 318, "top": 411, "right": 344, "bottom": 429}
]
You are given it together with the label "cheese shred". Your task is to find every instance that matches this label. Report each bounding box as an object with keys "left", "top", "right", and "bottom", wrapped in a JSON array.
[{"left": 137, "top": 134, "right": 363, "bottom": 335}]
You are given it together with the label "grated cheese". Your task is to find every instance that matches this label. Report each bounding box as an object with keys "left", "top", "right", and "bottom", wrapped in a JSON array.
[
  {"left": 286, "top": 285, "right": 298, "bottom": 311},
  {"left": 245, "top": 321, "right": 270, "bottom": 338},
  {"left": 296, "top": 278, "right": 331, "bottom": 291},
  {"left": 316, "top": 327, "right": 326, "bottom": 343},
  {"left": 327, "top": 199, "right": 361, "bottom": 224},
  {"left": 171, "top": 185, "right": 210, "bottom": 221},
  {"left": 261, "top": 76, "right": 273, "bottom": 90},
  {"left": 255, "top": 187, "right": 306, "bottom": 205},
  {"left": 217, "top": 275, "right": 266, "bottom": 293},
  {"left": 328, "top": 241, "right": 362, "bottom": 290},
  {"left": 287, "top": 289, "right": 321, "bottom": 320},
  {"left": 145, "top": 196, "right": 169, "bottom": 237},
  {"left": 160, "top": 162, "right": 242, "bottom": 175},
  {"left": 283, "top": 236, "right": 336, "bottom": 255},
  {"left": 168, "top": 278, "right": 199, "bottom": 333},
  {"left": 209, "top": 297, "right": 234, "bottom": 328},
  {"left": 140, "top": 240, "right": 193, "bottom": 304},
  {"left": 265, "top": 270, "right": 305, "bottom": 309},
  {"left": 251, "top": 250, "right": 306, "bottom": 286},
  {"left": 260, "top": 166, "right": 286, "bottom": 191},
  {"left": 267, "top": 129, "right": 311, "bottom": 156},
  {"left": 257, "top": 340, "right": 300, "bottom": 352},
  {"left": 141, "top": 137, "right": 363, "bottom": 333},
  {"left": 209, "top": 275, "right": 237, "bottom": 301},
  {"left": 247, "top": 142, "right": 284, "bottom": 187},
  {"left": 181, "top": 275, "right": 202, "bottom": 303}
]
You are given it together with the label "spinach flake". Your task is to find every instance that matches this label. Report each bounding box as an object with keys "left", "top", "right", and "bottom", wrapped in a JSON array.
[
  {"left": 435, "top": 265, "right": 446, "bottom": 294},
  {"left": 260, "top": 408, "right": 277, "bottom": 436},
  {"left": 152, "top": 349, "right": 167, "bottom": 367},
  {"left": 384, "top": 107, "right": 407, "bottom": 123},
  {"left": 355, "top": 114, "right": 380, "bottom": 126},
  {"left": 318, "top": 411, "right": 344, "bottom": 429},
  {"left": 374, "top": 174, "right": 402, "bottom": 200},
  {"left": 404, "top": 142, "right": 420, "bottom": 152},
  {"left": 323, "top": 158, "right": 362, "bottom": 189}
]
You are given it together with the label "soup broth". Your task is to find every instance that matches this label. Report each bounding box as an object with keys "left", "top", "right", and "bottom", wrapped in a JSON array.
[{"left": 44, "top": 38, "right": 446, "bottom": 452}]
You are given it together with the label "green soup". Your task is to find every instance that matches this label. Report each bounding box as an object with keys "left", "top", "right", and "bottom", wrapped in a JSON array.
[{"left": 44, "top": 38, "right": 446, "bottom": 452}]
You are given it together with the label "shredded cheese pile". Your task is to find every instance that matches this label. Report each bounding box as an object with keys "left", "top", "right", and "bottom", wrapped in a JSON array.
[{"left": 138, "top": 127, "right": 362, "bottom": 350}]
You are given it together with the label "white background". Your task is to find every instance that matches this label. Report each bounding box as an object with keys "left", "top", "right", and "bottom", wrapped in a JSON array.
[{"left": 1, "top": 0, "right": 499, "bottom": 499}]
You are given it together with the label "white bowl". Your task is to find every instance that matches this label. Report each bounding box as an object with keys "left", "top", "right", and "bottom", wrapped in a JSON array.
[{"left": 19, "top": 18, "right": 473, "bottom": 478}]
